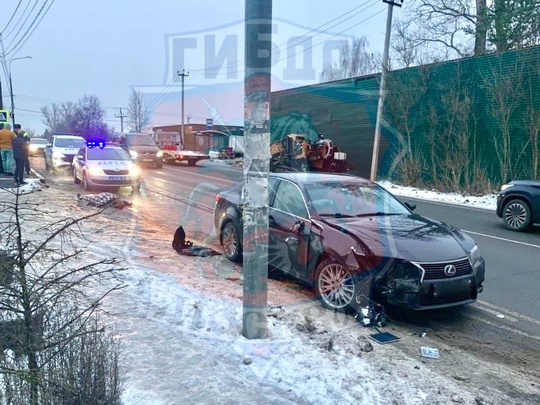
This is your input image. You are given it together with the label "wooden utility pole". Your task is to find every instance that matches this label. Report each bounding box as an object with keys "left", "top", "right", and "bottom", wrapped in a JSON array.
[
  {"left": 115, "top": 108, "right": 127, "bottom": 132},
  {"left": 178, "top": 69, "right": 189, "bottom": 144},
  {"left": 370, "top": 0, "right": 403, "bottom": 181},
  {"left": 242, "top": 0, "right": 272, "bottom": 339}
]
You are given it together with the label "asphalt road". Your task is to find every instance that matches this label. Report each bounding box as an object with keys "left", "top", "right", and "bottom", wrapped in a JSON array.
[{"left": 36, "top": 157, "right": 540, "bottom": 389}]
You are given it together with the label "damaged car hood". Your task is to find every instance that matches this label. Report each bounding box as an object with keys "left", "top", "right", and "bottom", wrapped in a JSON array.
[{"left": 321, "top": 214, "right": 470, "bottom": 262}]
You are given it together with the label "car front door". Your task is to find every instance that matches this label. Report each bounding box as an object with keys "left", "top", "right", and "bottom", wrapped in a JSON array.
[{"left": 269, "top": 179, "right": 312, "bottom": 280}]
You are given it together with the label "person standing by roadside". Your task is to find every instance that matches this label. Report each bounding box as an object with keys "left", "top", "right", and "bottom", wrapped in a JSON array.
[
  {"left": 12, "top": 129, "right": 29, "bottom": 185},
  {"left": 0, "top": 123, "right": 16, "bottom": 175},
  {"left": 0, "top": 123, "right": 4, "bottom": 175},
  {"left": 14, "top": 124, "right": 31, "bottom": 174}
]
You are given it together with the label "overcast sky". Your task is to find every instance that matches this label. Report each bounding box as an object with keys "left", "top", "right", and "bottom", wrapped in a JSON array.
[{"left": 1, "top": 0, "right": 394, "bottom": 135}]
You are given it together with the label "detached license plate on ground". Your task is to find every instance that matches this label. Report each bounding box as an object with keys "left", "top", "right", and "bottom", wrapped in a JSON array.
[{"left": 109, "top": 176, "right": 127, "bottom": 181}]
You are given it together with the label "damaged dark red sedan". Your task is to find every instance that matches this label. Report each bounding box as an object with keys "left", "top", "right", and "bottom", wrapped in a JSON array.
[{"left": 213, "top": 173, "right": 485, "bottom": 320}]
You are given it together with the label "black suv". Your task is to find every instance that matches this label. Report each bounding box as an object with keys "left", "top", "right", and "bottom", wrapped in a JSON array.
[{"left": 496, "top": 180, "right": 540, "bottom": 231}]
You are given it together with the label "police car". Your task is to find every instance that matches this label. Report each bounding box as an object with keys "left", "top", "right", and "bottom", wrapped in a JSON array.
[{"left": 72, "top": 140, "right": 142, "bottom": 192}]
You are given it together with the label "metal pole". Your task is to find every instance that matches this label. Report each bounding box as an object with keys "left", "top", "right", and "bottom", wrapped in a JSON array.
[
  {"left": 9, "top": 70, "right": 15, "bottom": 126},
  {"left": 7, "top": 56, "right": 32, "bottom": 127},
  {"left": 178, "top": 69, "right": 189, "bottom": 144},
  {"left": 370, "top": 1, "right": 401, "bottom": 182},
  {"left": 243, "top": 0, "right": 272, "bottom": 339}
]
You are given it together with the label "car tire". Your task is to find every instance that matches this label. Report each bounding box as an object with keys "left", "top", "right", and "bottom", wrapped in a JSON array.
[
  {"left": 314, "top": 258, "right": 358, "bottom": 312},
  {"left": 156, "top": 163, "right": 163, "bottom": 169},
  {"left": 221, "top": 221, "right": 242, "bottom": 262},
  {"left": 82, "top": 173, "right": 93, "bottom": 191},
  {"left": 73, "top": 168, "right": 80, "bottom": 184},
  {"left": 188, "top": 159, "right": 197, "bottom": 166},
  {"left": 503, "top": 199, "right": 531, "bottom": 231}
]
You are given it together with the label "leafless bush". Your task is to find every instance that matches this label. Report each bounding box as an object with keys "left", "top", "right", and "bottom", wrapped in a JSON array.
[{"left": 0, "top": 189, "right": 125, "bottom": 404}]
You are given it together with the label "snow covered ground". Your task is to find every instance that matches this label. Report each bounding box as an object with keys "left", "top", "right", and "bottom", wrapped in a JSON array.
[{"left": 3, "top": 178, "right": 525, "bottom": 405}]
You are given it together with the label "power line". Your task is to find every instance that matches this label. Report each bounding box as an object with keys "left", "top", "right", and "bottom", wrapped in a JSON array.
[
  {"left": 144, "top": 2, "right": 382, "bottom": 113},
  {"left": 4, "top": 0, "right": 55, "bottom": 58},
  {"left": 1, "top": 0, "right": 25, "bottom": 35}
]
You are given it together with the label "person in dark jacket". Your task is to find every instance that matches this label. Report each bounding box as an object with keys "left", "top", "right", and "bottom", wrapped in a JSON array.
[
  {"left": 13, "top": 124, "right": 31, "bottom": 174},
  {"left": 12, "top": 130, "right": 29, "bottom": 185}
]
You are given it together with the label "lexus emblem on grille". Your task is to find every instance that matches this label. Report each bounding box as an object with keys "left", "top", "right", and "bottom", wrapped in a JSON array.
[{"left": 444, "top": 264, "right": 457, "bottom": 277}]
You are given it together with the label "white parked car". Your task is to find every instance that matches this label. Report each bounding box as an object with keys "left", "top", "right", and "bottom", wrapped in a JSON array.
[
  {"left": 72, "top": 141, "right": 142, "bottom": 192},
  {"left": 44, "top": 135, "right": 86, "bottom": 169}
]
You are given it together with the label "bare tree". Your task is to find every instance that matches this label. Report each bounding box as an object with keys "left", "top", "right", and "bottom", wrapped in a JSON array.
[
  {"left": 384, "top": 67, "right": 430, "bottom": 185},
  {"left": 398, "top": 0, "right": 481, "bottom": 59},
  {"left": 484, "top": 57, "right": 527, "bottom": 183},
  {"left": 320, "top": 36, "right": 377, "bottom": 81},
  {"left": 0, "top": 189, "right": 125, "bottom": 404},
  {"left": 127, "top": 89, "right": 151, "bottom": 132},
  {"left": 74, "top": 95, "right": 108, "bottom": 138}
]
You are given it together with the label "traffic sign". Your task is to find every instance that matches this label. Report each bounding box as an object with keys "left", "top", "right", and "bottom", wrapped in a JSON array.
[
  {"left": 0, "top": 110, "right": 8, "bottom": 123},
  {"left": 206, "top": 118, "right": 213, "bottom": 130}
]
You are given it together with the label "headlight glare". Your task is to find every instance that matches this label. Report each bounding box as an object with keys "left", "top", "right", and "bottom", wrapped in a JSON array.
[
  {"left": 129, "top": 166, "right": 141, "bottom": 177},
  {"left": 156, "top": 151, "right": 163, "bottom": 158},
  {"left": 88, "top": 167, "right": 103, "bottom": 176},
  {"left": 52, "top": 151, "right": 65, "bottom": 159},
  {"left": 129, "top": 150, "right": 138, "bottom": 158}
]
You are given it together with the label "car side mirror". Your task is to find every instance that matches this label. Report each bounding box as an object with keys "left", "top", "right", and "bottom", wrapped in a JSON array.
[
  {"left": 404, "top": 201, "right": 417, "bottom": 211},
  {"left": 76, "top": 154, "right": 84, "bottom": 161}
]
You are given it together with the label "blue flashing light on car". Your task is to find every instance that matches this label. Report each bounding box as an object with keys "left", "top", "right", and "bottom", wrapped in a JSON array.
[{"left": 86, "top": 140, "right": 106, "bottom": 149}]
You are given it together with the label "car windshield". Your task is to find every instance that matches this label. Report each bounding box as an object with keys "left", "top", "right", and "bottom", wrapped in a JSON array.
[
  {"left": 304, "top": 181, "right": 410, "bottom": 217},
  {"left": 30, "top": 138, "right": 48, "bottom": 145},
  {"left": 127, "top": 135, "right": 156, "bottom": 146},
  {"left": 87, "top": 148, "right": 130, "bottom": 161},
  {"left": 54, "top": 138, "right": 85, "bottom": 148}
]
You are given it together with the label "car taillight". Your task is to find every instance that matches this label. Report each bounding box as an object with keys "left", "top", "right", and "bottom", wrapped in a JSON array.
[{"left": 216, "top": 194, "right": 222, "bottom": 204}]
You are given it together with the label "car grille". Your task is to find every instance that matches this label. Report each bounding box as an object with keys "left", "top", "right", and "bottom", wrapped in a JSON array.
[
  {"left": 418, "top": 258, "right": 472, "bottom": 280},
  {"left": 419, "top": 291, "right": 474, "bottom": 306},
  {"left": 103, "top": 169, "right": 129, "bottom": 175}
]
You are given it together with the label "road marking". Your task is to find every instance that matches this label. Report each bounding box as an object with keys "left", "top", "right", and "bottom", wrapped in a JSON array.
[
  {"left": 463, "top": 312, "right": 540, "bottom": 341},
  {"left": 463, "top": 229, "right": 540, "bottom": 249},
  {"left": 476, "top": 300, "right": 540, "bottom": 326}
]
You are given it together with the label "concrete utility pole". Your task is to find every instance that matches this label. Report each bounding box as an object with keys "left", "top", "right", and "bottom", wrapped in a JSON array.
[
  {"left": 243, "top": 0, "right": 272, "bottom": 339},
  {"left": 370, "top": 0, "right": 403, "bottom": 182},
  {"left": 115, "top": 107, "right": 127, "bottom": 132},
  {"left": 177, "top": 69, "right": 189, "bottom": 144}
]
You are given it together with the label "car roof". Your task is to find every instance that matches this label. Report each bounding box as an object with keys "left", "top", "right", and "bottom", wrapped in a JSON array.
[
  {"left": 53, "top": 135, "right": 85, "bottom": 139},
  {"left": 86, "top": 144, "right": 125, "bottom": 151},
  {"left": 270, "top": 172, "right": 373, "bottom": 185}
]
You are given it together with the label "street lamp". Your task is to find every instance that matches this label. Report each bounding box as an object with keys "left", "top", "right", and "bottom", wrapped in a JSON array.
[{"left": 8, "top": 56, "right": 32, "bottom": 127}]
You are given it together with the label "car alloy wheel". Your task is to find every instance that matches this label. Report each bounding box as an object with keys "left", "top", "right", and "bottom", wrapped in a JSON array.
[
  {"left": 503, "top": 199, "right": 531, "bottom": 231},
  {"left": 315, "top": 259, "right": 357, "bottom": 311},
  {"left": 221, "top": 221, "right": 241, "bottom": 262}
]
